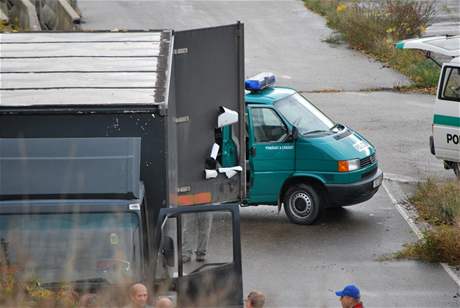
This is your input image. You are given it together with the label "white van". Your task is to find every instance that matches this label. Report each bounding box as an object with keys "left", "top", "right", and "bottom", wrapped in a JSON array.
[{"left": 396, "top": 35, "right": 460, "bottom": 178}]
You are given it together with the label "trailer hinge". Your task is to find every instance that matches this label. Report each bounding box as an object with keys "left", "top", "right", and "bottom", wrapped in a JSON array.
[
  {"left": 175, "top": 116, "right": 190, "bottom": 124},
  {"left": 174, "top": 48, "right": 189, "bottom": 55},
  {"left": 177, "top": 186, "right": 191, "bottom": 193}
]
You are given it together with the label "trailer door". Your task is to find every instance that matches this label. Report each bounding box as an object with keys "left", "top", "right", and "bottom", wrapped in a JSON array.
[
  {"left": 172, "top": 24, "right": 246, "bottom": 206},
  {"left": 152, "top": 204, "right": 243, "bottom": 307}
]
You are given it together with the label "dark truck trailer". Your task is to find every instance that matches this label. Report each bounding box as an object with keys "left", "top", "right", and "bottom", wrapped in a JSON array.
[{"left": 0, "top": 24, "right": 245, "bottom": 307}]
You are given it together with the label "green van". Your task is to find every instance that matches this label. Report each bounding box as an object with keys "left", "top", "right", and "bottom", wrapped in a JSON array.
[{"left": 242, "top": 73, "right": 383, "bottom": 224}]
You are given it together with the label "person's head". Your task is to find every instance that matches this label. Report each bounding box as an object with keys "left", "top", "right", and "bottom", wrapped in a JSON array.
[
  {"left": 245, "top": 290, "right": 265, "bottom": 308},
  {"left": 78, "top": 293, "right": 98, "bottom": 308},
  {"left": 335, "top": 285, "right": 361, "bottom": 308},
  {"left": 128, "top": 283, "right": 149, "bottom": 307},
  {"left": 156, "top": 296, "right": 174, "bottom": 308}
]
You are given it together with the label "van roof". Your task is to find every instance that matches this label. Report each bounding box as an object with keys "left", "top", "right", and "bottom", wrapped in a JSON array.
[
  {"left": 0, "top": 31, "right": 172, "bottom": 108},
  {"left": 450, "top": 57, "right": 460, "bottom": 65},
  {"left": 245, "top": 87, "right": 296, "bottom": 104}
]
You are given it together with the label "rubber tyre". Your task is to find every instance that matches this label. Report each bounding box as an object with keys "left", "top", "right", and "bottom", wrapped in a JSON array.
[
  {"left": 283, "top": 184, "right": 321, "bottom": 225},
  {"left": 453, "top": 162, "right": 460, "bottom": 180}
]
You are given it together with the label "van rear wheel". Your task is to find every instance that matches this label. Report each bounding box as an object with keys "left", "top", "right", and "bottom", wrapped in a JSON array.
[
  {"left": 283, "top": 184, "right": 321, "bottom": 225},
  {"left": 453, "top": 163, "right": 460, "bottom": 180}
]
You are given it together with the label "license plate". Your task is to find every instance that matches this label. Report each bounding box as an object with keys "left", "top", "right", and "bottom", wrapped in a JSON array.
[{"left": 373, "top": 176, "right": 383, "bottom": 188}]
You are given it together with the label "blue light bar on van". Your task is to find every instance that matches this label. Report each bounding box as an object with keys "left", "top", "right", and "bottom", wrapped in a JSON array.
[{"left": 245, "top": 72, "right": 276, "bottom": 91}]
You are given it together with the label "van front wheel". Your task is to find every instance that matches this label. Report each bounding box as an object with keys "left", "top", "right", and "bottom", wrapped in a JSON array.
[{"left": 283, "top": 184, "right": 321, "bottom": 225}]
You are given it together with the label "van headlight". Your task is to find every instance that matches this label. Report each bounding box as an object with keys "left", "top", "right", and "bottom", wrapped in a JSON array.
[{"left": 338, "top": 159, "right": 360, "bottom": 172}]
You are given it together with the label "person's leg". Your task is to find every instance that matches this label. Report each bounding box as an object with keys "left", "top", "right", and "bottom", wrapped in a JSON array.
[
  {"left": 196, "top": 212, "right": 212, "bottom": 261},
  {"left": 181, "top": 213, "right": 196, "bottom": 262}
]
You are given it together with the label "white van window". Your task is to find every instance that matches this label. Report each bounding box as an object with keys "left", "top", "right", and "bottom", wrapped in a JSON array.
[{"left": 441, "top": 66, "right": 460, "bottom": 102}]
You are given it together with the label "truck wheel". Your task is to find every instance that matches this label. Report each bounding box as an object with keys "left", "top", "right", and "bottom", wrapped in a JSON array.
[
  {"left": 283, "top": 184, "right": 321, "bottom": 225},
  {"left": 454, "top": 163, "right": 460, "bottom": 180}
]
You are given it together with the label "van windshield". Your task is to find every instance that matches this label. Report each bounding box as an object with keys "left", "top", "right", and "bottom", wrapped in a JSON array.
[
  {"left": 274, "top": 93, "right": 335, "bottom": 135},
  {"left": 0, "top": 212, "right": 141, "bottom": 285},
  {"left": 441, "top": 66, "right": 460, "bottom": 101}
]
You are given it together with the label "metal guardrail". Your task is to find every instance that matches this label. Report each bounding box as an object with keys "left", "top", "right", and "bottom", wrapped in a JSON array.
[
  {"left": 10, "top": 0, "right": 41, "bottom": 30},
  {"left": 36, "top": 0, "right": 80, "bottom": 30},
  {"left": 2, "top": 0, "right": 81, "bottom": 30},
  {"left": 56, "top": 0, "right": 80, "bottom": 29},
  {"left": 0, "top": 0, "right": 9, "bottom": 23}
]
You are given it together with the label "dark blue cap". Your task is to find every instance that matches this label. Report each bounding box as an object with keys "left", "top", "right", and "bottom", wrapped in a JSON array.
[{"left": 335, "top": 284, "right": 360, "bottom": 299}]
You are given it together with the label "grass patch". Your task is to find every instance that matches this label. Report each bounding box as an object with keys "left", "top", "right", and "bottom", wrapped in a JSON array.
[
  {"left": 410, "top": 179, "right": 460, "bottom": 225},
  {"left": 396, "top": 226, "right": 460, "bottom": 265},
  {"left": 304, "top": 0, "right": 440, "bottom": 89},
  {"left": 397, "top": 180, "right": 460, "bottom": 265},
  {"left": 0, "top": 18, "right": 19, "bottom": 32},
  {"left": 0, "top": 264, "right": 78, "bottom": 307}
]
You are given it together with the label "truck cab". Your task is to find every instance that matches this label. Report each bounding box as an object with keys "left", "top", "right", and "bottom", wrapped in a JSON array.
[
  {"left": 243, "top": 73, "right": 383, "bottom": 224},
  {"left": 0, "top": 136, "right": 243, "bottom": 307},
  {"left": 396, "top": 35, "right": 460, "bottom": 178},
  {"left": 0, "top": 197, "right": 243, "bottom": 307}
]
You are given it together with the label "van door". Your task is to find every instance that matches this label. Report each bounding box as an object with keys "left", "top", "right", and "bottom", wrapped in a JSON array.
[
  {"left": 395, "top": 35, "right": 460, "bottom": 58},
  {"left": 396, "top": 36, "right": 460, "bottom": 176},
  {"left": 247, "top": 105, "right": 295, "bottom": 204},
  {"left": 152, "top": 204, "right": 243, "bottom": 307},
  {"left": 435, "top": 65, "right": 460, "bottom": 163}
]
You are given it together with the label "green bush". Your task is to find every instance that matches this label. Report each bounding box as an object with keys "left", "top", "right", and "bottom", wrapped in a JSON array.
[
  {"left": 389, "top": 49, "right": 440, "bottom": 87},
  {"left": 304, "top": 0, "right": 440, "bottom": 88}
]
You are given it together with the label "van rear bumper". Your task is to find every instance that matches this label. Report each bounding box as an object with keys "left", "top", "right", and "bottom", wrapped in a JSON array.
[{"left": 325, "top": 168, "right": 383, "bottom": 207}]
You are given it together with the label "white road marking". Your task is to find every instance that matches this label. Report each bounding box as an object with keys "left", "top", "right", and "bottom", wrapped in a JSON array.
[
  {"left": 382, "top": 182, "right": 422, "bottom": 238},
  {"left": 382, "top": 181, "right": 460, "bottom": 288}
]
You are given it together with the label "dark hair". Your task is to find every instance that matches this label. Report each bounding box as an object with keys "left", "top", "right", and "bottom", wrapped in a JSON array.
[{"left": 247, "top": 291, "right": 265, "bottom": 308}]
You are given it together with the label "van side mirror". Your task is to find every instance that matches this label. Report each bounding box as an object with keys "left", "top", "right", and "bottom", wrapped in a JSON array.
[
  {"left": 287, "top": 126, "right": 298, "bottom": 141},
  {"left": 160, "top": 236, "right": 175, "bottom": 267}
]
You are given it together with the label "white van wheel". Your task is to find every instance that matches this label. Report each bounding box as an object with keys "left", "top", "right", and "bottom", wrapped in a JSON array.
[{"left": 453, "top": 163, "right": 460, "bottom": 180}]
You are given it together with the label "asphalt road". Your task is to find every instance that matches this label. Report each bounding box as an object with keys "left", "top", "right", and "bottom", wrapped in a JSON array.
[
  {"left": 240, "top": 192, "right": 459, "bottom": 307},
  {"left": 425, "top": 0, "right": 460, "bottom": 36},
  {"left": 78, "top": 0, "right": 409, "bottom": 91},
  {"left": 77, "top": 0, "right": 460, "bottom": 306}
]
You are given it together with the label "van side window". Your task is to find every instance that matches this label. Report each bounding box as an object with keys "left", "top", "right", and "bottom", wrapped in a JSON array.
[
  {"left": 251, "top": 108, "right": 287, "bottom": 143},
  {"left": 441, "top": 67, "right": 460, "bottom": 101}
]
